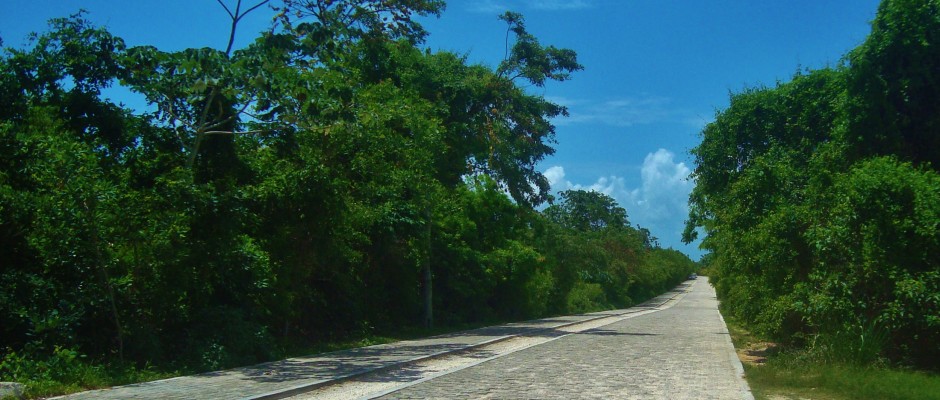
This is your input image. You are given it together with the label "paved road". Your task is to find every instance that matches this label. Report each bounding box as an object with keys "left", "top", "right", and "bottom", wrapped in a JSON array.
[
  {"left": 53, "top": 299, "right": 676, "bottom": 400},
  {"left": 54, "top": 278, "right": 749, "bottom": 399},
  {"left": 377, "top": 277, "right": 751, "bottom": 399}
]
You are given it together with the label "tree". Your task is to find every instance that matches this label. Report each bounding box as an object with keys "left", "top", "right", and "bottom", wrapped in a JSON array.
[
  {"left": 539, "top": 189, "right": 692, "bottom": 310},
  {"left": 684, "top": 0, "right": 940, "bottom": 368},
  {"left": 844, "top": 0, "right": 940, "bottom": 168},
  {"left": 4, "top": 4, "right": 694, "bottom": 393},
  {"left": 545, "top": 190, "right": 629, "bottom": 232}
]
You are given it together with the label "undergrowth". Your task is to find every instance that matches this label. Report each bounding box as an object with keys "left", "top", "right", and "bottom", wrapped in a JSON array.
[{"left": 725, "top": 317, "right": 940, "bottom": 400}]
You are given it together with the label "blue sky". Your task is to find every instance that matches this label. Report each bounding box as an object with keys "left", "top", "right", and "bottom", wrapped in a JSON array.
[{"left": 2, "top": 0, "right": 882, "bottom": 259}]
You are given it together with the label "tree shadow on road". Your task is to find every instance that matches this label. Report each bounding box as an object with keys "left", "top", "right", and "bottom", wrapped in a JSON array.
[{"left": 575, "top": 329, "right": 659, "bottom": 337}]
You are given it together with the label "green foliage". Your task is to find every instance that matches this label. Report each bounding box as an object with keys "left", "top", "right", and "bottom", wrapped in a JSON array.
[
  {"left": 726, "top": 317, "right": 940, "bottom": 400},
  {"left": 687, "top": 0, "right": 940, "bottom": 369},
  {"left": 737, "top": 337, "right": 940, "bottom": 400},
  {"left": 541, "top": 189, "right": 696, "bottom": 313},
  {"left": 844, "top": 0, "right": 940, "bottom": 166},
  {"left": 497, "top": 11, "right": 582, "bottom": 87},
  {"left": 800, "top": 157, "right": 940, "bottom": 365},
  {"left": 1, "top": 347, "right": 101, "bottom": 397},
  {"left": 0, "top": 346, "right": 173, "bottom": 398},
  {"left": 565, "top": 282, "right": 608, "bottom": 314},
  {"left": 545, "top": 190, "right": 628, "bottom": 232},
  {"left": 745, "top": 362, "right": 940, "bottom": 400},
  {"left": 0, "top": 2, "right": 695, "bottom": 396}
]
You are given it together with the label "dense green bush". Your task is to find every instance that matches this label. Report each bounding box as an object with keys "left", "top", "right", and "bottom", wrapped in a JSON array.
[
  {"left": 686, "top": 0, "right": 940, "bottom": 369},
  {"left": 565, "top": 282, "right": 608, "bottom": 314},
  {"left": 800, "top": 157, "right": 940, "bottom": 365}
]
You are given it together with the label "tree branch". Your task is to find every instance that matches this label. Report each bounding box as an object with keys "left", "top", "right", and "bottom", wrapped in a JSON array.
[
  {"left": 202, "top": 129, "right": 267, "bottom": 135},
  {"left": 198, "top": 85, "right": 220, "bottom": 131},
  {"left": 199, "top": 101, "right": 252, "bottom": 132},
  {"left": 219, "top": 0, "right": 270, "bottom": 56},
  {"left": 238, "top": 0, "right": 270, "bottom": 22},
  {"left": 215, "top": 0, "right": 235, "bottom": 19}
]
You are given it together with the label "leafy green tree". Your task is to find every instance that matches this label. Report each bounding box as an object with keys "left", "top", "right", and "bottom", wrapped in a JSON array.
[
  {"left": 540, "top": 189, "right": 692, "bottom": 311},
  {"left": 684, "top": 68, "right": 844, "bottom": 338},
  {"left": 545, "top": 190, "right": 629, "bottom": 232},
  {"left": 685, "top": 0, "right": 940, "bottom": 368},
  {"left": 1, "top": 3, "right": 696, "bottom": 393},
  {"left": 844, "top": 0, "right": 940, "bottom": 167}
]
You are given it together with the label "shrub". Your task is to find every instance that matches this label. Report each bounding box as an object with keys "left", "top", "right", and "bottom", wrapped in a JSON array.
[{"left": 565, "top": 282, "right": 608, "bottom": 314}]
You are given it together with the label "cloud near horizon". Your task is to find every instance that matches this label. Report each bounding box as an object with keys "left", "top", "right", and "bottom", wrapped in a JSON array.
[{"left": 544, "top": 149, "right": 697, "bottom": 254}]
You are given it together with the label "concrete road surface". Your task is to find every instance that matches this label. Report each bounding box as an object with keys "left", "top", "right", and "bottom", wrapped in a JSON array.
[
  {"left": 372, "top": 277, "right": 752, "bottom": 399},
  {"left": 55, "top": 278, "right": 750, "bottom": 399}
]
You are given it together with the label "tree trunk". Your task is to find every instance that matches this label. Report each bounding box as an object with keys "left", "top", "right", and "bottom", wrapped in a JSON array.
[{"left": 423, "top": 199, "right": 433, "bottom": 329}]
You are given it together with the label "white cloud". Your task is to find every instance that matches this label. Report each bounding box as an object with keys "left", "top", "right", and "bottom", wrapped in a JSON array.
[
  {"left": 541, "top": 165, "right": 627, "bottom": 198},
  {"left": 585, "top": 175, "right": 627, "bottom": 197},
  {"left": 552, "top": 95, "right": 684, "bottom": 127},
  {"left": 543, "top": 148, "right": 697, "bottom": 255},
  {"left": 543, "top": 165, "right": 571, "bottom": 190},
  {"left": 467, "top": 0, "right": 509, "bottom": 13},
  {"left": 527, "top": 0, "right": 593, "bottom": 11},
  {"left": 628, "top": 149, "right": 693, "bottom": 222},
  {"left": 467, "top": 0, "right": 594, "bottom": 13}
]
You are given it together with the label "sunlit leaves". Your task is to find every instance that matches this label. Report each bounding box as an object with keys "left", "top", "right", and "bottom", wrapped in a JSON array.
[
  {"left": 686, "top": 0, "right": 940, "bottom": 367},
  {"left": 275, "top": 0, "right": 445, "bottom": 44},
  {"left": 497, "top": 11, "right": 582, "bottom": 87},
  {"left": 545, "top": 190, "right": 628, "bottom": 232}
]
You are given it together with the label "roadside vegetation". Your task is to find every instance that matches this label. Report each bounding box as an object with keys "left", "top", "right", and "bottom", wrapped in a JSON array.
[
  {"left": 0, "top": 1, "right": 696, "bottom": 397},
  {"left": 687, "top": 0, "right": 940, "bottom": 393},
  {"left": 727, "top": 318, "right": 940, "bottom": 400}
]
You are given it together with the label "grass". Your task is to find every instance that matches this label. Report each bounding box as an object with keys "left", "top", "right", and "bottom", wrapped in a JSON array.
[
  {"left": 725, "top": 319, "right": 940, "bottom": 400},
  {"left": 744, "top": 362, "right": 940, "bottom": 400}
]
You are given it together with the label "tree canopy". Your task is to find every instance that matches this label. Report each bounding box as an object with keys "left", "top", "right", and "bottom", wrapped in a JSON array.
[
  {"left": 0, "top": 1, "right": 692, "bottom": 395},
  {"left": 686, "top": 0, "right": 939, "bottom": 369}
]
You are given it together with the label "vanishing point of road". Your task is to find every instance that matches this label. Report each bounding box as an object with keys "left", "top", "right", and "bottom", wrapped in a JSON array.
[{"left": 56, "top": 278, "right": 752, "bottom": 400}]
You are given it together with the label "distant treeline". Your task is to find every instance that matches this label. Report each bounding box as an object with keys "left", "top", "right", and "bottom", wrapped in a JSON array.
[
  {"left": 0, "top": 0, "right": 694, "bottom": 383},
  {"left": 685, "top": 0, "right": 939, "bottom": 369}
]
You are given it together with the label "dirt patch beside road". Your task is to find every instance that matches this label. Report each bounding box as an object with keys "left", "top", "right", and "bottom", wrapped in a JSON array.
[{"left": 737, "top": 342, "right": 779, "bottom": 365}]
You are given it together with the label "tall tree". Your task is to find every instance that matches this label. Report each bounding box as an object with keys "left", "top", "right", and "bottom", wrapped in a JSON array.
[
  {"left": 545, "top": 190, "right": 629, "bottom": 232},
  {"left": 844, "top": 0, "right": 940, "bottom": 167}
]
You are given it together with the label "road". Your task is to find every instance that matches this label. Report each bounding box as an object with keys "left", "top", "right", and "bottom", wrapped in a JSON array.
[
  {"left": 55, "top": 278, "right": 750, "bottom": 400},
  {"left": 295, "top": 277, "right": 752, "bottom": 399}
]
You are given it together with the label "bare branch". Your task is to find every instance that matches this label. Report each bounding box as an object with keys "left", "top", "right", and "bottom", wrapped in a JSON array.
[
  {"left": 223, "top": 0, "right": 271, "bottom": 55},
  {"left": 160, "top": 100, "right": 195, "bottom": 154},
  {"left": 237, "top": 0, "right": 270, "bottom": 22},
  {"left": 198, "top": 100, "right": 252, "bottom": 132},
  {"left": 224, "top": 0, "right": 243, "bottom": 56},
  {"left": 504, "top": 23, "right": 511, "bottom": 65},
  {"left": 215, "top": 0, "right": 235, "bottom": 19},
  {"left": 198, "top": 86, "right": 220, "bottom": 130}
]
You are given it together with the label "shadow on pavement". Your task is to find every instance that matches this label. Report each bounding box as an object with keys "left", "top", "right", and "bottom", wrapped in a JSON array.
[{"left": 576, "top": 329, "right": 659, "bottom": 337}]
